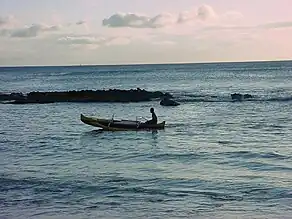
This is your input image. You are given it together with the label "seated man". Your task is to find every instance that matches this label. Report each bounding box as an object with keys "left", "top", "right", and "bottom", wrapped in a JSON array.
[{"left": 144, "top": 107, "right": 158, "bottom": 124}]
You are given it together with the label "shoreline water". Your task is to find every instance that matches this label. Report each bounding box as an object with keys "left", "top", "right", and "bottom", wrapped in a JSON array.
[{"left": 1, "top": 60, "right": 291, "bottom": 219}]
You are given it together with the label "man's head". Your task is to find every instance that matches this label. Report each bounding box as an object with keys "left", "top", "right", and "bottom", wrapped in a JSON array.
[{"left": 150, "top": 108, "right": 154, "bottom": 113}]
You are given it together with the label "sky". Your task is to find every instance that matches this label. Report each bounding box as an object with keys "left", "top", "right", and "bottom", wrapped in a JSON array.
[{"left": 0, "top": 0, "right": 292, "bottom": 66}]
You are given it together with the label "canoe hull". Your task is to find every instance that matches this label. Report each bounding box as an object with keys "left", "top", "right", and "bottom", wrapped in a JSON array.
[{"left": 80, "top": 114, "right": 165, "bottom": 131}]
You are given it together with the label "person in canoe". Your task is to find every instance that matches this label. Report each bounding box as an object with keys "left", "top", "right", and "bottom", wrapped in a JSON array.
[{"left": 144, "top": 107, "right": 158, "bottom": 124}]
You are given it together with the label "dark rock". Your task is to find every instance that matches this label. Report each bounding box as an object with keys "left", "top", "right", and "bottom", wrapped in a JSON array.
[
  {"left": 0, "top": 92, "right": 25, "bottom": 101},
  {"left": 160, "top": 97, "right": 180, "bottom": 106},
  {"left": 0, "top": 93, "right": 9, "bottom": 101},
  {"left": 231, "top": 93, "right": 243, "bottom": 101},
  {"left": 1, "top": 89, "right": 173, "bottom": 104},
  {"left": 243, "top": 94, "right": 253, "bottom": 99},
  {"left": 164, "top": 92, "right": 173, "bottom": 99},
  {"left": 231, "top": 93, "right": 254, "bottom": 101}
]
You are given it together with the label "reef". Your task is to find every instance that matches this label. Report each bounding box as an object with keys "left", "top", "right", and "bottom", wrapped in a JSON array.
[{"left": 0, "top": 88, "right": 173, "bottom": 104}]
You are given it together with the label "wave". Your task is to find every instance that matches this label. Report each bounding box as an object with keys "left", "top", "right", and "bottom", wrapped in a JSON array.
[
  {"left": 214, "top": 150, "right": 290, "bottom": 160},
  {"left": 2, "top": 174, "right": 292, "bottom": 212},
  {"left": 150, "top": 152, "right": 204, "bottom": 161},
  {"left": 41, "top": 67, "right": 156, "bottom": 77},
  {"left": 170, "top": 92, "right": 292, "bottom": 103}
]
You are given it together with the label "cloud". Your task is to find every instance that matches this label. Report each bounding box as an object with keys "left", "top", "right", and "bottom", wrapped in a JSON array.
[
  {"left": 0, "top": 20, "right": 86, "bottom": 38},
  {"left": 196, "top": 5, "right": 216, "bottom": 21},
  {"left": 58, "top": 36, "right": 106, "bottom": 45},
  {"left": 102, "top": 13, "right": 150, "bottom": 28},
  {"left": 8, "top": 24, "right": 60, "bottom": 38},
  {"left": 0, "top": 16, "right": 8, "bottom": 26},
  {"left": 0, "top": 16, "right": 14, "bottom": 27},
  {"left": 177, "top": 5, "right": 217, "bottom": 24},
  {"left": 222, "top": 11, "right": 244, "bottom": 21},
  {"left": 105, "top": 37, "right": 131, "bottom": 46},
  {"left": 76, "top": 20, "right": 86, "bottom": 25},
  {"left": 0, "top": 29, "right": 10, "bottom": 37},
  {"left": 102, "top": 4, "right": 218, "bottom": 29},
  {"left": 258, "top": 21, "right": 292, "bottom": 29},
  {"left": 200, "top": 20, "right": 292, "bottom": 33},
  {"left": 149, "top": 13, "right": 178, "bottom": 28},
  {"left": 57, "top": 35, "right": 131, "bottom": 49},
  {"left": 0, "top": 23, "right": 60, "bottom": 38}
]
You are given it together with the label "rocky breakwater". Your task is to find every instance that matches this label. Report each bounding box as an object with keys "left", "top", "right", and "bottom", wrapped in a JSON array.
[{"left": 0, "top": 89, "right": 173, "bottom": 104}]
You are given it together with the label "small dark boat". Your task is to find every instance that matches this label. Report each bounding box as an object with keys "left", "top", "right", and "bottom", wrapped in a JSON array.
[{"left": 80, "top": 114, "right": 165, "bottom": 131}]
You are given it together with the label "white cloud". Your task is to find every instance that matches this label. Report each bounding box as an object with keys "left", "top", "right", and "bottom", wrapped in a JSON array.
[
  {"left": 0, "top": 29, "right": 9, "bottom": 37},
  {"left": 148, "top": 13, "right": 178, "bottom": 28},
  {"left": 0, "top": 20, "right": 88, "bottom": 38},
  {"left": 102, "top": 13, "right": 151, "bottom": 28},
  {"left": 57, "top": 35, "right": 131, "bottom": 49},
  {"left": 58, "top": 36, "right": 106, "bottom": 45},
  {"left": 177, "top": 10, "right": 196, "bottom": 24},
  {"left": 222, "top": 11, "right": 244, "bottom": 21},
  {"left": 177, "top": 6, "right": 217, "bottom": 25},
  {"left": 196, "top": 5, "right": 217, "bottom": 21},
  {"left": 102, "top": 4, "right": 218, "bottom": 29},
  {"left": 76, "top": 20, "right": 86, "bottom": 25},
  {"left": 57, "top": 36, "right": 104, "bottom": 50},
  {"left": 0, "top": 24, "right": 59, "bottom": 38},
  {"left": 0, "top": 16, "right": 9, "bottom": 26},
  {"left": 9, "top": 24, "right": 60, "bottom": 38},
  {"left": 0, "top": 15, "right": 15, "bottom": 27},
  {"left": 258, "top": 21, "right": 292, "bottom": 29},
  {"left": 105, "top": 37, "right": 131, "bottom": 46}
]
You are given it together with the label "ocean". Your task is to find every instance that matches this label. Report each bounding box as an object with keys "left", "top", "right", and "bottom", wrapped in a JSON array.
[{"left": 0, "top": 61, "right": 292, "bottom": 219}]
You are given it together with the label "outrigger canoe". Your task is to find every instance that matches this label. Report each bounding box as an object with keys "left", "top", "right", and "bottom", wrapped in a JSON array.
[{"left": 80, "top": 114, "right": 165, "bottom": 131}]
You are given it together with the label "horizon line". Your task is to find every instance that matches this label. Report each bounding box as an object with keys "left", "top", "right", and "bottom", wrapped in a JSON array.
[{"left": 0, "top": 58, "right": 291, "bottom": 68}]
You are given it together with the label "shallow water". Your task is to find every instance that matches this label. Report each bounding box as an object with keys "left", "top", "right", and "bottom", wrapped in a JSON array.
[{"left": 1, "top": 61, "right": 292, "bottom": 218}]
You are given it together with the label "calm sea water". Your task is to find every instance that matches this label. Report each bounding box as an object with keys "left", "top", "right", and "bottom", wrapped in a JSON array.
[{"left": 1, "top": 61, "right": 292, "bottom": 219}]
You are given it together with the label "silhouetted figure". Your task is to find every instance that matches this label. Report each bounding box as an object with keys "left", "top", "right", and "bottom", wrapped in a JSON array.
[{"left": 144, "top": 108, "right": 158, "bottom": 124}]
